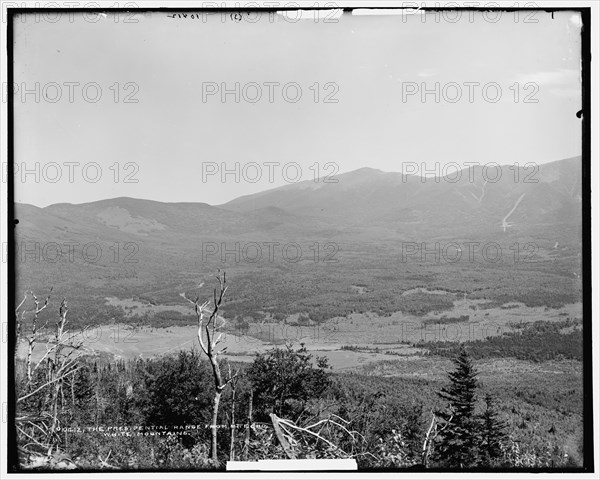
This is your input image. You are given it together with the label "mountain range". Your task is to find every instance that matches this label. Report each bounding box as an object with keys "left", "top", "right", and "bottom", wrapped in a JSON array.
[
  {"left": 12, "top": 155, "right": 583, "bottom": 330},
  {"left": 15, "top": 156, "right": 582, "bottom": 245}
]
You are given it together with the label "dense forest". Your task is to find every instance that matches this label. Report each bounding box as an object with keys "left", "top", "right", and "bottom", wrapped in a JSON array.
[
  {"left": 415, "top": 319, "right": 583, "bottom": 362},
  {"left": 14, "top": 347, "right": 583, "bottom": 470},
  {"left": 12, "top": 280, "right": 584, "bottom": 471}
]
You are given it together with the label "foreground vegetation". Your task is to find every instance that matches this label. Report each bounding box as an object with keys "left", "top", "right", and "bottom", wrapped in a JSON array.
[
  {"left": 14, "top": 348, "right": 582, "bottom": 470},
  {"left": 13, "top": 285, "right": 584, "bottom": 471}
]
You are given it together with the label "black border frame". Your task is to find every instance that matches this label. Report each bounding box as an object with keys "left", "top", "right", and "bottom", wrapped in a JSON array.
[{"left": 5, "top": 5, "right": 594, "bottom": 474}]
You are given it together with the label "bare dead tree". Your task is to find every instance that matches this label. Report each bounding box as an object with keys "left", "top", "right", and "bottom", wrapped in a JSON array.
[
  {"left": 15, "top": 293, "right": 28, "bottom": 347},
  {"left": 270, "top": 412, "right": 363, "bottom": 459},
  {"left": 228, "top": 364, "right": 240, "bottom": 461},
  {"left": 421, "top": 410, "right": 453, "bottom": 468},
  {"left": 270, "top": 413, "right": 297, "bottom": 459},
  {"left": 46, "top": 299, "right": 83, "bottom": 441},
  {"left": 24, "top": 290, "right": 52, "bottom": 382},
  {"left": 183, "top": 271, "right": 238, "bottom": 464},
  {"left": 16, "top": 293, "right": 84, "bottom": 464}
]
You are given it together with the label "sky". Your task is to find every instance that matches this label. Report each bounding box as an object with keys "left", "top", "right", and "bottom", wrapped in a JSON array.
[{"left": 11, "top": 9, "right": 583, "bottom": 207}]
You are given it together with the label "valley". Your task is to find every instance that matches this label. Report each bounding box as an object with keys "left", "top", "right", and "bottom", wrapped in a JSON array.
[
  {"left": 12, "top": 156, "right": 587, "bottom": 470},
  {"left": 14, "top": 157, "right": 584, "bottom": 366}
]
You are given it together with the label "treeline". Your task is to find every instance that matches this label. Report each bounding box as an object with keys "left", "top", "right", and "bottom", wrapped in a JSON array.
[
  {"left": 416, "top": 320, "right": 583, "bottom": 362},
  {"left": 15, "top": 344, "right": 581, "bottom": 470}
]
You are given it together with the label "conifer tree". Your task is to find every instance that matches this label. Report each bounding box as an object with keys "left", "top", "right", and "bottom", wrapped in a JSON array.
[
  {"left": 479, "top": 393, "right": 508, "bottom": 466},
  {"left": 435, "top": 346, "right": 480, "bottom": 468}
]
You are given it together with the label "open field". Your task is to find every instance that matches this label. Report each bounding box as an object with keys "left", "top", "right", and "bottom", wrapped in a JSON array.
[{"left": 18, "top": 299, "right": 582, "bottom": 372}]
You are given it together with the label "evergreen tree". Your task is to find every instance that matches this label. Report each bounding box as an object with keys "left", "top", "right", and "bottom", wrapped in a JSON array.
[
  {"left": 435, "top": 346, "right": 480, "bottom": 468},
  {"left": 479, "top": 393, "right": 508, "bottom": 466}
]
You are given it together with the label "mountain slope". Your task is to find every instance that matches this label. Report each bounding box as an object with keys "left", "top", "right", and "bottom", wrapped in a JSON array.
[
  {"left": 220, "top": 157, "right": 582, "bottom": 234},
  {"left": 12, "top": 156, "right": 583, "bottom": 332},
  {"left": 15, "top": 156, "right": 582, "bottom": 252}
]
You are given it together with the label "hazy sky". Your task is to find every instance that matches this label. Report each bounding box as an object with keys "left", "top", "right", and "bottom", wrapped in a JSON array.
[{"left": 11, "top": 9, "right": 582, "bottom": 207}]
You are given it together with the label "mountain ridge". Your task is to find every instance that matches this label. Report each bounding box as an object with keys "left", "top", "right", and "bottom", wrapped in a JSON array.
[{"left": 15, "top": 156, "right": 582, "bottom": 242}]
